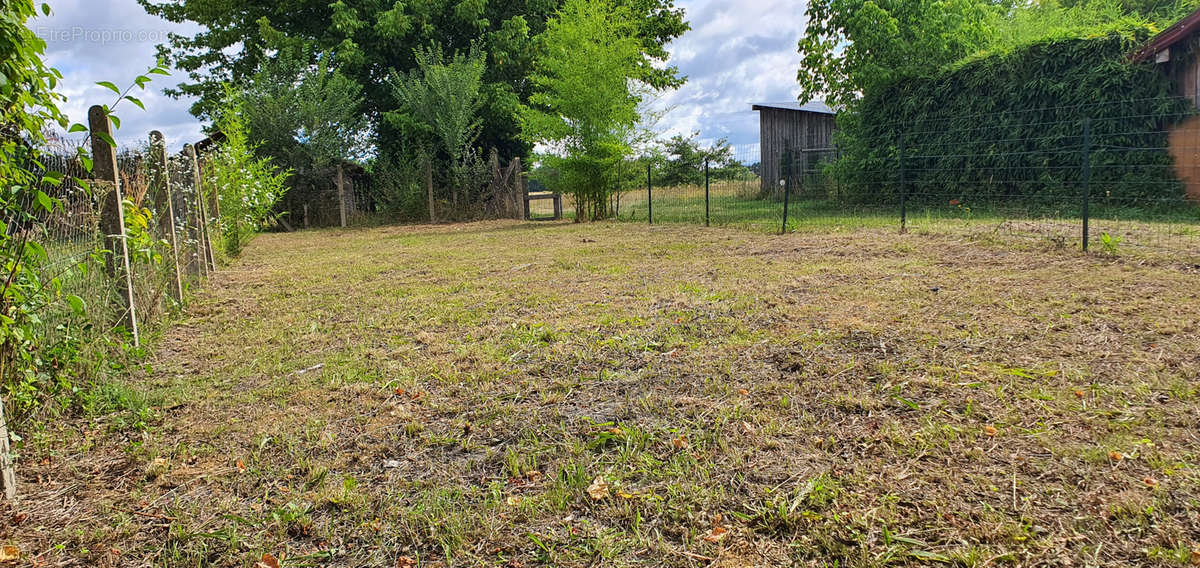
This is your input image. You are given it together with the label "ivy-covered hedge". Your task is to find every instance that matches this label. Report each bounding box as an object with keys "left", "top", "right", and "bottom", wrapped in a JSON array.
[{"left": 835, "top": 28, "right": 1195, "bottom": 206}]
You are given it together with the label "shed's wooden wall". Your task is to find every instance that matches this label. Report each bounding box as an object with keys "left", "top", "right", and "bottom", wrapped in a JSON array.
[
  {"left": 757, "top": 109, "right": 836, "bottom": 194},
  {"left": 1165, "top": 38, "right": 1200, "bottom": 201}
]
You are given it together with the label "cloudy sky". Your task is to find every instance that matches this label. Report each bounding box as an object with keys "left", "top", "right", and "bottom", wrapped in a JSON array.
[{"left": 35, "top": 0, "right": 807, "bottom": 153}]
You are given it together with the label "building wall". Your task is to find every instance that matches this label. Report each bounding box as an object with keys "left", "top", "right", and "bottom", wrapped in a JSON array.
[
  {"left": 757, "top": 108, "right": 837, "bottom": 195},
  {"left": 1165, "top": 37, "right": 1200, "bottom": 201}
]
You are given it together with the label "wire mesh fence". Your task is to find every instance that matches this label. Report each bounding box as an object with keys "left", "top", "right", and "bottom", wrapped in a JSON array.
[
  {"left": 0, "top": 108, "right": 222, "bottom": 499},
  {"left": 10, "top": 120, "right": 218, "bottom": 362},
  {"left": 6, "top": 139, "right": 119, "bottom": 360},
  {"left": 602, "top": 102, "right": 1200, "bottom": 263}
]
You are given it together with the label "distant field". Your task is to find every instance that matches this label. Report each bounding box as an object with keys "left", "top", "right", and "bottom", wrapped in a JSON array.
[{"left": 12, "top": 220, "right": 1200, "bottom": 567}]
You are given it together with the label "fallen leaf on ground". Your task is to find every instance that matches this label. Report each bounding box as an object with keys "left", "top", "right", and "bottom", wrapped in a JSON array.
[
  {"left": 236, "top": 459, "right": 246, "bottom": 472},
  {"left": 983, "top": 425, "right": 998, "bottom": 437},
  {"left": 1108, "top": 451, "right": 1123, "bottom": 462},
  {"left": 672, "top": 435, "right": 688, "bottom": 449},
  {"left": 396, "top": 556, "right": 417, "bottom": 568},
  {"left": 587, "top": 476, "right": 610, "bottom": 500},
  {"left": 703, "top": 526, "right": 729, "bottom": 543},
  {"left": 1143, "top": 477, "right": 1158, "bottom": 487},
  {"left": 255, "top": 553, "right": 281, "bottom": 568},
  {"left": 145, "top": 457, "right": 170, "bottom": 479},
  {"left": 0, "top": 545, "right": 19, "bottom": 562}
]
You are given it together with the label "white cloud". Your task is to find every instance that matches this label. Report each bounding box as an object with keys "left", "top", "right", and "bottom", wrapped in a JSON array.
[
  {"left": 36, "top": 0, "right": 205, "bottom": 151},
  {"left": 651, "top": 0, "right": 809, "bottom": 152}
]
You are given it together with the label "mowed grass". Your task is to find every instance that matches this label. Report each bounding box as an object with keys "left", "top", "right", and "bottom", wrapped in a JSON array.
[
  {"left": 8, "top": 220, "right": 1200, "bottom": 567},
  {"left": 552, "top": 181, "right": 1200, "bottom": 261}
]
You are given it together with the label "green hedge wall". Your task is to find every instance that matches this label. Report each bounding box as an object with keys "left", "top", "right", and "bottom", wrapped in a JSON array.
[{"left": 836, "top": 29, "right": 1195, "bottom": 207}]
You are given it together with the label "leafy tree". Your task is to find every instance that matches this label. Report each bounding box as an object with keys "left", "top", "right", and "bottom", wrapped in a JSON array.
[
  {"left": 523, "top": 0, "right": 669, "bottom": 221},
  {"left": 797, "top": 0, "right": 1200, "bottom": 111},
  {"left": 240, "top": 48, "right": 371, "bottom": 221},
  {"left": 658, "top": 133, "right": 740, "bottom": 186},
  {"left": 388, "top": 46, "right": 486, "bottom": 215},
  {"left": 797, "top": 0, "right": 996, "bottom": 110},
  {"left": 138, "top": 0, "right": 689, "bottom": 165},
  {"left": 1058, "top": 0, "right": 1200, "bottom": 20}
]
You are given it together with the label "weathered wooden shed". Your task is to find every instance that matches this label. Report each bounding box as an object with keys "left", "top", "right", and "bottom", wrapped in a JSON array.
[
  {"left": 752, "top": 101, "right": 836, "bottom": 194},
  {"left": 1133, "top": 8, "right": 1200, "bottom": 201}
]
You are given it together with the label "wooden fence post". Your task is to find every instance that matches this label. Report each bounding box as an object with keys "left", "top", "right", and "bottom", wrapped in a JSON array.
[
  {"left": 512, "top": 157, "right": 523, "bottom": 219},
  {"left": 150, "top": 131, "right": 184, "bottom": 303},
  {"left": 0, "top": 397, "right": 15, "bottom": 501},
  {"left": 191, "top": 149, "right": 215, "bottom": 271},
  {"left": 183, "top": 144, "right": 205, "bottom": 279},
  {"left": 338, "top": 163, "right": 347, "bottom": 228},
  {"left": 89, "top": 105, "right": 139, "bottom": 346}
]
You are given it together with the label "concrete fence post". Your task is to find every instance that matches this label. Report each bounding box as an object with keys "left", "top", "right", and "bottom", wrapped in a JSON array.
[
  {"left": 203, "top": 155, "right": 220, "bottom": 222},
  {"left": 149, "top": 131, "right": 184, "bottom": 303},
  {"left": 0, "top": 396, "right": 14, "bottom": 501},
  {"left": 89, "top": 105, "right": 139, "bottom": 346},
  {"left": 194, "top": 153, "right": 215, "bottom": 271}
]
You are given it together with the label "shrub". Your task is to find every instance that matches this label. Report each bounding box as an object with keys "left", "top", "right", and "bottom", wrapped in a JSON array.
[{"left": 206, "top": 89, "right": 291, "bottom": 256}]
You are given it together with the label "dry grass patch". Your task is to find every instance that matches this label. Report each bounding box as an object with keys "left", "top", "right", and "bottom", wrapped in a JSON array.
[{"left": 4, "top": 220, "right": 1199, "bottom": 567}]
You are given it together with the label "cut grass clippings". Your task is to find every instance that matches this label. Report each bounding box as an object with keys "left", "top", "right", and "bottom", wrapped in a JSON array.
[{"left": 3, "top": 220, "right": 1199, "bottom": 567}]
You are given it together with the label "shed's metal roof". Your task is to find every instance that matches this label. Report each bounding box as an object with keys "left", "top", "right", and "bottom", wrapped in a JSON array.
[
  {"left": 1131, "top": 6, "right": 1200, "bottom": 62},
  {"left": 751, "top": 101, "right": 836, "bottom": 114}
]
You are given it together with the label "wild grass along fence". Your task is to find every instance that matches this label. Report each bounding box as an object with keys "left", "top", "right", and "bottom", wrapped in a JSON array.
[{"left": 0, "top": 105, "right": 220, "bottom": 500}]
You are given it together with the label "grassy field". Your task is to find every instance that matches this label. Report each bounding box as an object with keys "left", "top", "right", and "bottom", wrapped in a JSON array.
[{"left": 5, "top": 220, "right": 1200, "bottom": 567}]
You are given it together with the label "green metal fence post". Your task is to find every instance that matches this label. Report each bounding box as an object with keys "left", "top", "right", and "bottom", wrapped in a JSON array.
[
  {"left": 781, "top": 149, "right": 791, "bottom": 235},
  {"left": 1081, "top": 118, "right": 1092, "bottom": 252},
  {"left": 899, "top": 133, "right": 907, "bottom": 234},
  {"left": 704, "top": 158, "right": 710, "bottom": 227},
  {"left": 647, "top": 162, "right": 653, "bottom": 225}
]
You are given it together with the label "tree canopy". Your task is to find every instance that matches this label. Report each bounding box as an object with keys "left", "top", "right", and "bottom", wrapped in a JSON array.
[
  {"left": 797, "top": 0, "right": 1200, "bottom": 111},
  {"left": 658, "top": 133, "right": 740, "bottom": 186},
  {"left": 138, "top": 0, "right": 689, "bottom": 163}
]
